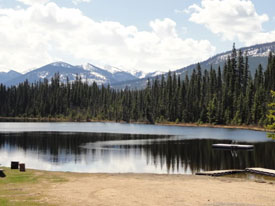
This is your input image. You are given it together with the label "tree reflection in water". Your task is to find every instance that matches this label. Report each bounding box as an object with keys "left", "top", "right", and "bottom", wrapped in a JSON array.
[{"left": 0, "top": 132, "right": 274, "bottom": 174}]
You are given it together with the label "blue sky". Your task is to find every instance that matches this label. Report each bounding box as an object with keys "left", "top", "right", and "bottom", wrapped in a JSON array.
[{"left": 0, "top": 0, "right": 274, "bottom": 73}]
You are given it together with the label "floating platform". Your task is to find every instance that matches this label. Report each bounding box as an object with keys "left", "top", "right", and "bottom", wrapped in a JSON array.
[
  {"left": 245, "top": 168, "right": 275, "bottom": 177},
  {"left": 196, "top": 169, "right": 244, "bottom": 176},
  {"left": 212, "top": 144, "right": 254, "bottom": 150}
]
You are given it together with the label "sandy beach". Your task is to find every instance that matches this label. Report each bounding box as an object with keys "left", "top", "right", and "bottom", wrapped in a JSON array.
[
  {"left": 1, "top": 168, "right": 275, "bottom": 206},
  {"left": 44, "top": 173, "right": 275, "bottom": 206}
]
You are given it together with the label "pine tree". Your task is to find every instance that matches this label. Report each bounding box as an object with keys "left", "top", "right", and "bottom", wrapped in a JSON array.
[
  {"left": 266, "top": 90, "right": 275, "bottom": 139},
  {"left": 266, "top": 90, "right": 275, "bottom": 130},
  {"left": 207, "top": 94, "right": 218, "bottom": 124}
]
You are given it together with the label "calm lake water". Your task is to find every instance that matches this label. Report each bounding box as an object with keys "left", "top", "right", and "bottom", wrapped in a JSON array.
[{"left": 0, "top": 122, "right": 274, "bottom": 174}]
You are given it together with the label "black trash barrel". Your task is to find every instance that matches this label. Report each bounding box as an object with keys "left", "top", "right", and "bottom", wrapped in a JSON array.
[
  {"left": 19, "top": 163, "right": 25, "bottom": 172},
  {"left": 11, "top": 161, "right": 19, "bottom": 169}
]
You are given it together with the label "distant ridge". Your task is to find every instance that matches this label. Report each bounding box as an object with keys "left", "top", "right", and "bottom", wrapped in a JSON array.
[
  {"left": 0, "top": 70, "right": 22, "bottom": 84},
  {"left": 1, "top": 41, "right": 274, "bottom": 88},
  {"left": 1, "top": 62, "right": 161, "bottom": 87},
  {"left": 111, "top": 41, "right": 275, "bottom": 89}
]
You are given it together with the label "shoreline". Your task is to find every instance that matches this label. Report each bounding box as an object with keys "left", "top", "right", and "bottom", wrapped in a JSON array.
[
  {"left": 157, "top": 122, "right": 275, "bottom": 132},
  {"left": 0, "top": 167, "right": 275, "bottom": 206},
  {"left": 0, "top": 116, "right": 274, "bottom": 132}
]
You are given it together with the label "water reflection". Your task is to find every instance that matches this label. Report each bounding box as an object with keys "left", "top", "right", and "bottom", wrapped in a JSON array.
[
  {"left": 0, "top": 122, "right": 269, "bottom": 142},
  {"left": 0, "top": 132, "right": 275, "bottom": 174}
]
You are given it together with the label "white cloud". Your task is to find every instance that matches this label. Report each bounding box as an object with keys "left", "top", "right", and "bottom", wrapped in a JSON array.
[
  {"left": 72, "top": 0, "right": 91, "bottom": 5},
  {"left": 187, "top": 0, "right": 275, "bottom": 46},
  {"left": 150, "top": 18, "right": 177, "bottom": 38},
  {"left": 174, "top": 9, "right": 190, "bottom": 14},
  {"left": 0, "top": 2, "right": 215, "bottom": 73},
  {"left": 17, "top": 0, "right": 49, "bottom": 5}
]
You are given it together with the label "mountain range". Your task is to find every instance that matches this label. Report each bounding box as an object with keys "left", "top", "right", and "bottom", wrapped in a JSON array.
[
  {"left": 0, "top": 41, "right": 274, "bottom": 88},
  {"left": 0, "top": 62, "right": 163, "bottom": 87},
  {"left": 111, "top": 41, "right": 275, "bottom": 89}
]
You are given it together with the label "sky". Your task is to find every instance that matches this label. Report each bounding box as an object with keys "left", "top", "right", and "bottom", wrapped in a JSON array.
[{"left": 0, "top": 0, "right": 274, "bottom": 73}]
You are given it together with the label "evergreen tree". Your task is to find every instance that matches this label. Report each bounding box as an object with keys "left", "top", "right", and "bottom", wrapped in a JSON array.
[
  {"left": 266, "top": 90, "right": 275, "bottom": 139},
  {"left": 0, "top": 43, "right": 272, "bottom": 128},
  {"left": 266, "top": 90, "right": 275, "bottom": 130}
]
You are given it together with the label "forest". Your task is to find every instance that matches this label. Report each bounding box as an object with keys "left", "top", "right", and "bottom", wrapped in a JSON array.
[{"left": 0, "top": 45, "right": 275, "bottom": 127}]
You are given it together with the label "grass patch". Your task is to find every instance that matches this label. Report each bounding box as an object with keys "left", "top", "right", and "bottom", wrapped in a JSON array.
[
  {"left": 0, "top": 198, "right": 9, "bottom": 206},
  {"left": 0, "top": 167, "right": 59, "bottom": 206},
  {"left": 0, "top": 169, "right": 38, "bottom": 184},
  {"left": 0, "top": 197, "right": 46, "bottom": 206}
]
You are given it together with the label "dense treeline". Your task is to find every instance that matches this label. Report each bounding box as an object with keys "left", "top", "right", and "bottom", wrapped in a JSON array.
[
  {"left": 0, "top": 45, "right": 275, "bottom": 126},
  {"left": 267, "top": 90, "right": 275, "bottom": 138}
]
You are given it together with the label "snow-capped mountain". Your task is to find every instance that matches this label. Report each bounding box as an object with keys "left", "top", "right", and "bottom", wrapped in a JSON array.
[
  {"left": 111, "top": 41, "right": 275, "bottom": 89},
  {"left": 128, "top": 70, "right": 164, "bottom": 79},
  {"left": 201, "top": 41, "right": 275, "bottom": 71},
  {"left": 83, "top": 63, "right": 138, "bottom": 84},
  {"left": 213, "top": 41, "right": 275, "bottom": 63},
  {"left": 178, "top": 41, "right": 275, "bottom": 80},
  {"left": 0, "top": 70, "right": 22, "bottom": 84},
  {"left": 2, "top": 62, "right": 153, "bottom": 86}
]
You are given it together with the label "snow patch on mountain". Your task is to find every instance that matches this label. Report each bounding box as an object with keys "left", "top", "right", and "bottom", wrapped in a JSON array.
[
  {"left": 128, "top": 70, "right": 146, "bottom": 79},
  {"left": 51, "top": 61, "right": 74, "bottom": 68},
  {"left": 103, "top": 65, "right": 123, "bottom": 74},
  {"left": 146, "top": 71, "right": 165, "bottom": 78},
  {"left": 214, "top": 42, "right": 275, "bottom": 64},
  {"left": 82, "top": 63, "right": 97, "bottom": 71},
  {"left": 38, "top": 71, "right": 49, "bottom": 79},
  {"left": 89, "top": 71, "right": 106, "bottom": 80}
]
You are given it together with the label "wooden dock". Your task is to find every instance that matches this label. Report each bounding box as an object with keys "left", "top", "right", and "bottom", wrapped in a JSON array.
[
  {"left": 245, "top": 168, "right": 275, "bottom": 177},
  {"left": 196, "top": 169, "right": 244, "bottom": 176},
  {"left": 212, "top": 144, "right": 254, "bottom": 150},
  {"left": 196, "top": 168, "right": 275, "bottom": 177}
]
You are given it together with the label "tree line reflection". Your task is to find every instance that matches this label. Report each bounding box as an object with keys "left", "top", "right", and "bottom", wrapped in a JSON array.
[{"left": 0, "top": 132, "right": 274, "bottom": 173}]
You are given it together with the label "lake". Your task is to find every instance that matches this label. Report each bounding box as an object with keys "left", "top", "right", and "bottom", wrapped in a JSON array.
[{"left": 0, "top": 122, "right": 274, "bottom": 174}]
